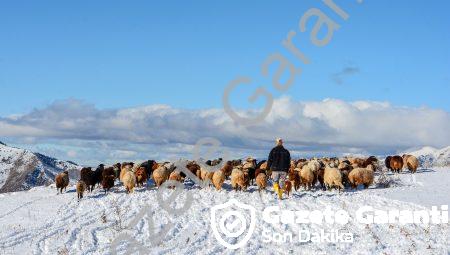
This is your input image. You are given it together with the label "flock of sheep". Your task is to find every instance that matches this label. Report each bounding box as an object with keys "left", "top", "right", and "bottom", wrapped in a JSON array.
[{"left": 54, "top": 154, "right": 420, "bottom": 200}]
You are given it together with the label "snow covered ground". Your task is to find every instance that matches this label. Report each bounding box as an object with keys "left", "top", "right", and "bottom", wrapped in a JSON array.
[{"left": 0, "top": 168, "right": 449, "bottom": 254}]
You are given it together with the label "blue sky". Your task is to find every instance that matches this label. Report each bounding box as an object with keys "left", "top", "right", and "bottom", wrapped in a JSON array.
[
  {"left": 0, "top": 1, "right": 449, "bottom": 163},
  {"left": 1, "top": 0, "right": 449, "bottom": 115}
]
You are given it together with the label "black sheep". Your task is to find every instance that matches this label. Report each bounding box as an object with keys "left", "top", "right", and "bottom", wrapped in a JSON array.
[
  {"left": 102, "top": 167, "right": 115, "bottom": 193},
  {"left": 139, "top": 160, "right": 157, "bottom": 179},
  {"left": 80, "top": 167, "right": 96, "bottom": 192},
  {"left": 94, "top": 164, "right": 105, "bottom": 188},
  {"left": 112, "top": 163, "right": 121, "bottom": 179}
]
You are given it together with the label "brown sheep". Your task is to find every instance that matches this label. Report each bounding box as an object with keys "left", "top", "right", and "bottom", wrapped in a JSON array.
[
  {"left": 296, "top": 159, "right": 308, "bottom": 169},
  {"left": 402, "top": 154, "right": 419, "bottom": 173},
  {"left": 55, "top": 171, "right": 69, "bottom": 194},
  {"left": 169, "top": 171, "right": 184, "bottom": 184},
  {"left": 199, "top": 168, "right": 209, "bottom": 181},
  {"left": 94, "top": 164, "right": 104, "bottom": 188},
  {"left": 165, "top": 171, "right": 184, "bottom": 189},
  {"left": 259, "top": 162, "right": 270, "bottom": 178},
  {"left": 255, "top": 160, "right": 268, "bottom": 181},
  {"left": 80, "top": 167, "right": 95, "bottom": 192},
  {"left": 138, "top": 160, "right": 158, "bottom": 179},
  {"left": 259, "top": 161, "right": 268, "bottom": 170},
  {"left": 299, "top": 166, "right": 314, "bottom": 190},
  {"left": 389, "top": 155, "right": 404, "bottom": 173},
  {"left": 230, "top": 159, "right": 243, "bottom": 167},
  {"left": 338, "top": 160, "right": 352, "bottom": 171},
  {"left": 152, "top": 165, "right": 171, "bottom": 187},
  {"left": 221, "top": 161, "right": 233, "bottom": 179},
  {"left": 362, "top": 156, "right": 378, "bottom": 169},
  {"left": 317, "top": 167, "right": 325, "bottom": 190},
  {"left": 135, "top": 167, "right": 148, "bottom": 187},
  {"left": 340, "top": 169, "right": 351, "bottom": 188},
  {"left": 186, "top": 161, "right": 200, "bottom": 177},
  {"left": 348, "top": 157, "right": 365, "bottom": 168},
  {"left": 231, "top": 168, "right": 246, "bottom": 191},
  {"left": 242, "top": 157, "right": 256, "bottom": 170},
  {"left": 288, "top": 169, "right": 300, "bottom": 191},
  {"left": 102, "top": 167, "right": 115, "bottom": 193},
  {"left": 385, "top": 156, "right": 392, "bottom": 171},
  {"left": 212, "top": 169, "right": 226, "bottom": 190},
  {"left": 195, "top": 167, "right": 202, "bottom": 180},
  {"left": 76, "top": 180, "right": 87, "bottom": 201},
  {"left": 243, "top": 159, "right": 257, "bottom": 186},
  {"left": 284, "top": 180, "right": 292, "bottom": 196},
  {"left": 338, "top": 160, "right": 353, "bottom": 188},
  {"left": 255, "top": 168, "right": 264, "bottom": 180},
  {"left": 290, "top": 160, "right": 297, "bottom": 170},
  {"left": 199, "top": 167, "right": 215, "bottom": 186},
  {"left": 255, "top": 172, "right": 267, "bottom": 192},
  {"left": 206, "top": 171, "right": 215, "bottom": 186},
  {"left": 348, "top": 167, "right": 374, "bottom": 189}
]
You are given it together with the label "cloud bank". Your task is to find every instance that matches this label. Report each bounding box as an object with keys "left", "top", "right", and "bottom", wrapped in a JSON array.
[{"left": 1, "top": 98, "right": 449, "bottom": 165}]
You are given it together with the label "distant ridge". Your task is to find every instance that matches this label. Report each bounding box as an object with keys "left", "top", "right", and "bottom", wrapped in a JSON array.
[
  {"left": 403, "top": 146, "right": 450, "bottom": 168},
  {"left": 0, "top": 143, "right": 81, "bottom": 193}
]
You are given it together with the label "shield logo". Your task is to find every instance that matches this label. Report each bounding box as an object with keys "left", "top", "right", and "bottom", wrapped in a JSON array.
[{"left": 210, "top": 199, "right": 257, "bottom": 249}]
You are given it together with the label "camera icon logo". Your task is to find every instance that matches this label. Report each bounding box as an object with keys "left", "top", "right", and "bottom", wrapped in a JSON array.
[{"left": 210, "top": 199, "right": 256, "bottom": 249}]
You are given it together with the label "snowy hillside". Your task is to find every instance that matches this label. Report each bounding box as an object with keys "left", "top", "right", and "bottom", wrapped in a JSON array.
[
  {"left": 0, "top": 144, "right": 449, "bottom": 254},
  {"left": 403, "top": 146, "right": 450, "bottom": 168},
  {"left": 0, "top": 168, "right": 449, "bottom": 254},
  {"left": 0, "top": 143, "right": 80, "bottom": 193}
]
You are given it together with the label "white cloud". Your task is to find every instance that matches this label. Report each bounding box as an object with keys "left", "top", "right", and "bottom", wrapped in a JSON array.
[{"left": 1, "top": 98, "right": 449, "bottom": 164}]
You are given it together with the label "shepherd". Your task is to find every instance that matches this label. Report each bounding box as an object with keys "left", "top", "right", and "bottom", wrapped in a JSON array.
[{"left": 267, "top": 138, "right": 291, "bottom": 200}]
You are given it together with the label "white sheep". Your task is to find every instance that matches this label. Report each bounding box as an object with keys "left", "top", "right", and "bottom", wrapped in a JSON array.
[
  {"left": 299, "top": 166, "right": 314, "bottom": 190},
  {"left": 122, "top": 171, "right": 136, "bottom": 194},
  {"left": 324, "top": 166, "right": 344, "bottom": 191}
]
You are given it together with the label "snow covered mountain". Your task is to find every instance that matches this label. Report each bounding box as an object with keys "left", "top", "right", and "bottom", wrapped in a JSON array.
[
  {"left": 403, "top": 146, "right": 450, "bottom": 168},
  {"left": 0, "top": 142, "right": 449, "bottom": 254},
  {"left": 0, "top": 142, "right": 81, "bottom": 193}
]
